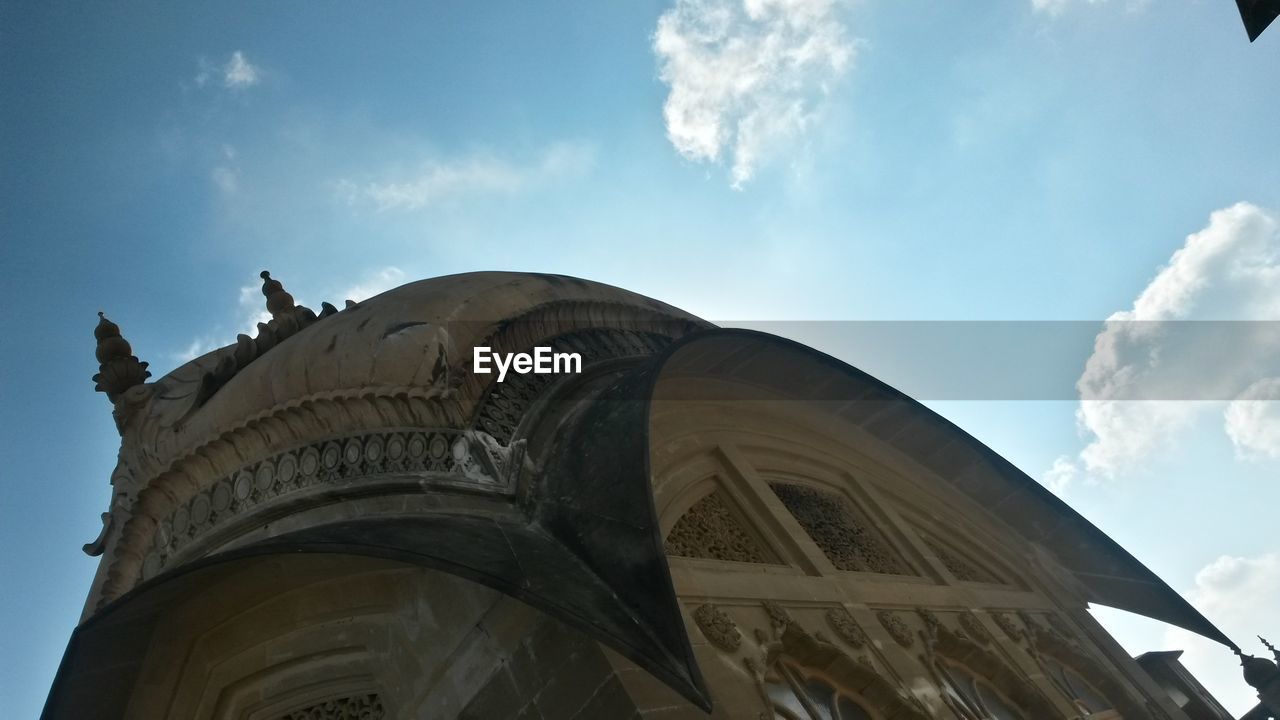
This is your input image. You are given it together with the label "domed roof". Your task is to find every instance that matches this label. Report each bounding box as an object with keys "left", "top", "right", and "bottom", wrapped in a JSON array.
[{"left": 125, "top": 271, "right": 708, "bottom": 483}]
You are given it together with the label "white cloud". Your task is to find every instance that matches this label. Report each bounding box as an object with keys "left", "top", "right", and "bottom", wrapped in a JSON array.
[
  {"left": 223, "top": 51, "right": 260, "bottom": 88},
  {"left": 1041, "top": 455, "right": 1078, "bottom": 494},
  {"left": 336, "top": 142, "right": 594, "bottom": 211},
  {"left": 1164, "top": 553, "right": 1280, "bottom": 715},
  {"left": 338, "top": 266, "right": 407, "bottom": 304},
  {"left": 1069, "top": 203, "right": 1280, "bottom": 477},
  {"left": 171, "top": 336, "right": 223, "bottom": 363},
  {"left": 172, "top": 267, "right": 412, "bottom": 366},
  {"left": 1225, "top": 378, "right": 1280, "bottom": 460},
  {"left": 195, "top": 51, "right": 261, "bottom": 89},
  {"left": 653, "top": 0, "right": 855, "bottom": 188},
  {"left": 1031, "top": 0, "right": 1105, "bottom": 15},
  {"left": 211, "top": 145, "right": 240, "bottom": 195}
]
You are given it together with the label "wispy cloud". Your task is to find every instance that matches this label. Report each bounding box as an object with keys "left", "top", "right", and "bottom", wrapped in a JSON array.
[
  {"left": 1048, "top": 203, "right": 1280, "bottom": 490},
  {"left": 1030, "top": 0, "right": 1149, "bottom": 17},
  {"left": 171, "top": 267, "right": 412, "bottom": 365},
  {"left": 210, "top": 145, "right": 240, "bottom": 195},
  {"left": 338, "top": 266, "right": 407, "bottom": 303},
  {"left": 335, "top": 142, "right": 595, "bottom": 211},
  {"left": 196, "top": 51, "right": 262, "bottom": 90},
  {"left": 653, "top": 0, "right": 856, "bottom": 188}
]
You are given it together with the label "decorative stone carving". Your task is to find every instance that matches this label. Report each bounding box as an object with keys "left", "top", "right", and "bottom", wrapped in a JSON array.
[
  {"left": 280, "top": 693, "right": 384, "bottom": 720},
  {"left": 957, "top": 611, "right": 991, "bottom": 645},
  {"left": 92, "top": 312, "right": 153, "bottom": 432},
  {"left": 761, "top": 600, "right": 792, "bottom": 632},
  {"left": 694, "top": 603, "right": 742, "bottom": 652},
  {"left": 1045, "top": 612, "right": 1074, "bottom": 638},
  {"left": 916, "top": 608, "right": 941, "bottom": 636},
  {"left": 878, "top": 610, "right": 914, "bottom": 648},
  {"left": 922, "top": 535, "right": 1003, "bottom": 584},
  {"left": 92, "top": 312, "right": 151, "bottom": 403},
  {"left": 82, "top": 512, "right": 112, "bottom": 557},
  {"left": 194, "top": 271, "right": 348, "bottom": 408},
  {"left": 825, "top": 607, "right": 868, "bottom": 649},
  {"left": 473, "top": 328, "right": 673, "bottom": 444},
  {"left": 145, "top": 428, "right": 521, "bottom": 574},
  {"left": 664, "top": 491, "right": 773, "bottom": 563},
  {"left": 992, "top": 612, "right": 1024, "bottom": 641},
  {"left": 769, "top": 482, "right": 910, "bottom": 575}
]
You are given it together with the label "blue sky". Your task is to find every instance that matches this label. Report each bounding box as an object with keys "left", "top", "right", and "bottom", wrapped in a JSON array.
[{"left": 4, "top": 0, "right": 1280, "bottom": 716}]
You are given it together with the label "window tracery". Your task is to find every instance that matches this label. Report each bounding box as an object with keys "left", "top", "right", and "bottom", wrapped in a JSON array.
[
  {"left": 764, "top": 660, "right": 877, "bottom": 720},
  {"left": 921, "top": 535, "right": 1006, "bottom": 585},
  {"left": 664, "top": 490, "right": 776, "bottom": 563},
  {"left": 768, "top": 482, "right": 910, "bottom": 575},
  {"left": 934, "top": 661, "right": 1030, "bottom": 720},
  {"left": 1041, "top": 656, "right": 1114, "bottom": 716},
  {"left": 278, "top": 693, "right": 384, "bottom": 720}
]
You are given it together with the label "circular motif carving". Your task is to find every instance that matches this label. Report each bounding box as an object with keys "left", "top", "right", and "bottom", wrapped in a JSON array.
[
  {"left": 191, "top": 494, "right": 211, "bottom": 525},
  {"left": 277, "top": 453, "right": 297, "bottom": 486},
  {"left": 233, "top": 470, "right": 253, "bottom": 499},
  {"left": 146, "top": 427, "right": 495, "bottom": 571},
  {"left": 232, "top": 472, "right": 251, "bottom": 500},
  {"left": 429, "top": 433, "right": 449, "bottom": 460},
  {"left": 321, "top": 442, "right": 341, "bottom": 470},
  {"left": 299, "top": 447, "right": 319, "bottom": 477},
  {"left": 451, "top": 436, "right": 470, "bottom": 463},
  {"left": 343, "top": 439, "right": 362, "bottom": 467},
  {"left": 172, "top": 506, "right": 189, "bottom": 535},
  {"left": 211, "top": 480, "right": 231, "bottom": 512},
  {"left": 408, "top": 433, "right": 428, "bottom": 462},
  {"left": 142, "top": 552, "right": 161, "bottom": 579},
  {"left": 254, "top": 462, "right": 273, "bottom": 492},
  {"left": 386, "top": 434, "right": 405, "bottom": 462}
]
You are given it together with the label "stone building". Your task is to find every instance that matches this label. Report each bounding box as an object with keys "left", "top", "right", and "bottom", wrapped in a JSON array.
[{"left": 45, "top": 271, "right": 1266, "bottom": 718}]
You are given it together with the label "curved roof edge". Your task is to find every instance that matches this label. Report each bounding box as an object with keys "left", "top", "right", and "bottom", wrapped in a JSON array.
[{"left": 649, "top": 328, "right": 1235, "bottom": 650}]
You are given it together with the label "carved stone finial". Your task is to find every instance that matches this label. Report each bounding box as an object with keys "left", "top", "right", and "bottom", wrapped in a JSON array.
[
  {"left": 92, "top": 312, "right": 150, "bottom": 403},
  {"left": 1261, "top": 636, "right": 1280, "bottom": 664},
  {"left": 1237, "top": 648, "right": 1280, "bottom": 691},
  {"left": 260, "top": 270, "right": 296, "bottom": 320}
]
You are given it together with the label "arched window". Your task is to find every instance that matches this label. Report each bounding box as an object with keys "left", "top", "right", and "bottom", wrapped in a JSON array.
[
  {"left": 764, "top": 660, "right": 877, "bottom": 720},
  {"left": 935, "top": 661, "right": 1029, "bottom": 720},
  {"left": 1042, "top": 656, "right": 1114, "bottom": 715}
]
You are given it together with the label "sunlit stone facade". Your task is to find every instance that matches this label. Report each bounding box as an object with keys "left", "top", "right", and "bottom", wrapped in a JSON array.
[{"left": 48, "top": 271, "right": 1243, "bottom": 719}]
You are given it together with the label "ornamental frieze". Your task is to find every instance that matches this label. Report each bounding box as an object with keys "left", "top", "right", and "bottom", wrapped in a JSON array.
[
  {"left": 991, "top": 612, "right": 1024, "bottom": 641},
  {"left": 957, "top": 611, "right": 991, "bottom": 645},
  {"left": 693, "top": 603, "right": 742, "bottom": 652},
  {"left": 825, "top": 608, "right": 868, "bottom": 649},
  {"left": 143, "top": 427, "right": 521, "bottom": 578},
  {"left": 878, "top": 610, "right": 915, "bottom": 648}
]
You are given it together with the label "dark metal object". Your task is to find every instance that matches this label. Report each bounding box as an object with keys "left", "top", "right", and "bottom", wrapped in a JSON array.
[{"left": 1237, "top": 0, "right": 1280, "bottom": 41}]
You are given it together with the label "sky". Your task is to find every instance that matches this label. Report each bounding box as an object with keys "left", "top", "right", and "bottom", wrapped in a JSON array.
[{"left": 3, "top": 0, "right": 1279, "bottom": 716}]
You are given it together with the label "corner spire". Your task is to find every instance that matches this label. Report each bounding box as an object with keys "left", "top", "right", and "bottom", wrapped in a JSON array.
[
  {"left": 92, "top": 312, "right": 151, "bottom": 403},
  {"left": 260, "top": 270, "right": 296, "bottom": 320}
]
